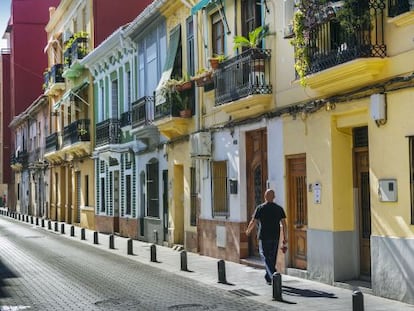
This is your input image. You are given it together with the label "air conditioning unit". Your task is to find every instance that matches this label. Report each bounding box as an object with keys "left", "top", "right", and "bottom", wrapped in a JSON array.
[{"left": 190, "top": 132, "right": 211, "bottom": 158}]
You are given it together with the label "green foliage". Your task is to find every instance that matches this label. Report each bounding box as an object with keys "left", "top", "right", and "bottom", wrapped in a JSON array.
[
  {"left": 290, "top": 10, "right": 309, "bottom": 87},
  {"left": 233, "top": 25, "right": 268, "bottom": 50}
]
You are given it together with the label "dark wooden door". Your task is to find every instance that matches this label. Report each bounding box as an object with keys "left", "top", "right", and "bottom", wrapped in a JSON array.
[
  {"left": 246, "top": 129, "right": 267, "bottom": 257},
  {"left": 355, "top": 149, "right": 371, "bottom": 277},
  {"left": 287, "top": 155, "right": 307, "bottom": 269}
]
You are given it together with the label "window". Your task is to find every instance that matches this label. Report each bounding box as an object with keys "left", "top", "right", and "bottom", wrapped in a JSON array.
[
  {"left": 146, "top": 160, "right": 159, "bottom": 218},
  {"left": 211, "top": 11, "right": 225, "bottom": 56},
  {"left": 126, "top": 174, "right": 132, "bottom": 215},
  {"left": 100, "top": 177, "right": 106, "bottom": 213},
  {"left": 190, "top": 167, "right": 197, "bottom": 226},
  {"left": 186, "top": 17, "right": 195, "bottom": 76},
  {"left": 211, "top": 161, "right": 228, "bottom": 217},
  {"left": 111, "top": 79, "right": 118, "bottom": 118},
  {"left": 137, "top": 21, "right": 166, "bottom": 98},
  {"left": 410, "top": 137, "right": 414, "bottom": 224},
  {"left": 99, "top": 84, "right": 105, "bottom": 122},
  {"left": 126, "top": 70, "right": 131, "bottom": 111},
  {"left": 241, "top": 0, "right": 262, "bottom": 38}
]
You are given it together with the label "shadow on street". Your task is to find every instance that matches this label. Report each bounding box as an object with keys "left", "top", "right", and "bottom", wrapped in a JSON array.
[
  {"left": 282, "top": 285, "right": 338, "bottom": 299},
  {"left": 0, "top": 258, "right": 19, "bottom": 298}
]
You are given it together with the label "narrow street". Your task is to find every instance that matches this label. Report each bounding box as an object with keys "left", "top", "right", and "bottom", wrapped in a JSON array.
[{"left": 0, "top": 217, "right": 279, "bottom": 311}]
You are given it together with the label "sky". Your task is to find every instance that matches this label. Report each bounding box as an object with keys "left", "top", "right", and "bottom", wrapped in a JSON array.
[{"left": 0, "top": 0, "right": 12, "bottom": 49}]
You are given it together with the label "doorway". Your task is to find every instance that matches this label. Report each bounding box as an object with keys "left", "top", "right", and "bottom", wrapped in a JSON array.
[
  {"left": 246, "top": 129, "right": 268, "bottom": 257},
  {"left": 353, "top": 126, "right": 371, "bottom": 279},
  {"left": 286, "top": 154, "right": 307, "bottom": 270}
]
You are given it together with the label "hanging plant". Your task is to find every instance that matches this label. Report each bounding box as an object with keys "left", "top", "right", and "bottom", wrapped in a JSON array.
[{"left": 291, "top": 9, "right": 309, "bottom": 86}]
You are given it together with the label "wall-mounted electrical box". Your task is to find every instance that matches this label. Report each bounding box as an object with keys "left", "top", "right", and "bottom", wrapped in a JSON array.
[
  {"left": 229, "top": 179, "right": 238, "bottom": 194},
  {"left": 378, "top": 179, "right": 397, "bottom": 202},
  {"left": 370, "top": 93, "right": 386, "bottom": 121}
]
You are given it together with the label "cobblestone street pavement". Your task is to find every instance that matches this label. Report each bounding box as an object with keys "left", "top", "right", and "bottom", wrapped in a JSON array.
[
  {"left": 0, "top": 217, "right": 280, "bottom": 311},
  {"left": 1, "top": 214, "right": 414, "bottom": 311}
]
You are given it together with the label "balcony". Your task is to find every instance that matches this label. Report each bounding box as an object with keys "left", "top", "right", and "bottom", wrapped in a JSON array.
[
  {"left": 120, "top": 111, "right": 131, "bottom": 128},
  {"left": 214, "top": 48, "right": 272, "bottom": 120},
  {"left": 298, "top": 0, "right": 387, "bottom": 95},
  {"left": 388, "top": 0, "right": 414, "bottom": 26},
  {"left": 63, "top": 36, "right": 88, "bottom": 79},
  {"left": 44, "top": 64, "right": 65, "bottom": 96},
  {"left": 153, "top": 91, "right": 193, "bottom": 140},
  {"left": 44, "top": 132, "right": 64, "bottom": 163},
  {"left": 10, "top": 150, "right": 28, "bottom": 170},
  {"left": 61, "top": 119, "right": 91, "bottom": 158},
  {"left": 96, "top": 118, "right": 121, "bottom": 148},
  {"left": 130, "top": 96, "right": 160, "bottom": 147}
]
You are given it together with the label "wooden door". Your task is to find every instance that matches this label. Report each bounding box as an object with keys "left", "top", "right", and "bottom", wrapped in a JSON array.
[
  {"left": 355, "top": 149, "right": 371, "bottom": 277},
  {"left": 246, "top": 129, "right": 267, "bottom": 257},
  {"left": 287, "top": 155, "right": 307, "bottom": 269}
]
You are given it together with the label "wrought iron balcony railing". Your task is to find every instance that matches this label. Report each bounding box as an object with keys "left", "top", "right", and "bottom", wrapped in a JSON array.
[
  {"left": 64, "top": 37, "right": 88, "bottom": 68},
  {"left": 45, "top": 132, "right": 60, "bottom": 153},
  {"left": 10, "top": 150, "right": 28, "bottom": 165},
  {"left": 214, "top": 48, "right": 272, "bottom": 106},
  {"left": 43, "top": 64, "right": 64, "bottom": 90},
  {"left": 120, "top": 110, "right": 131, "bottom": 127},
  {"left": 388, "top": 0, "right": 412, "bottom": 17},
  {"left": 62, "top": 119, "right": 90, "bottom": 147},
  {"left": 131, "top": 96, "right": 155, "bottom": 128},
  {"left": 154, "top": 95, "right": 181, "bottom": 120},
  {"left": 95, "top": 118, "right": 121, "bottom": 147},
  {"left": 301, "top": 0, "right": 386, "bottom": 76}
]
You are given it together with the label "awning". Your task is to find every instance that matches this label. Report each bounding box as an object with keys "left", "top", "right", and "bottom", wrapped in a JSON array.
[
  {"left": 53, "top": 80, "right": 89, "bottom": 110},
  {"left": 155, "top": 25, "right": 181, "bottom": 106},
  {"left": 191, "top": 0, "right": 219, "bottom": 15}
]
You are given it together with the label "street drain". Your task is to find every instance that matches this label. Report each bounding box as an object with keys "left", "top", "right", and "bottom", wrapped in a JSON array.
[
  {"left": 228, "top": 289, "right": 258, "bottom": 297},
  {"left": 168, "top": 303, "right": 214, "bottom": 310},
  {"left": 94, "top": 298, "right": 140, "bottom": 308}
]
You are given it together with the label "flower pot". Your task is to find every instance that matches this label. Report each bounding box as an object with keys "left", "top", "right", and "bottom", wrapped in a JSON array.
[
  {"left": 209, "top": 58, "right": 220, "bottom": 70},
  {"left": 176, "top": 81, "right": 192, "bottom": 92},
  {"left": 193, "top": 72, "right": 213, "bottom": 87},
  {"left": 179, "top": 109, "right": 192, "bottom": 118}
]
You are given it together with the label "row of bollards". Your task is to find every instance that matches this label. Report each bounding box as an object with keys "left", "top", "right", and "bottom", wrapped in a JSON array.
[{"left": 0, "top": 211, "right": 365, "bottom": 309}]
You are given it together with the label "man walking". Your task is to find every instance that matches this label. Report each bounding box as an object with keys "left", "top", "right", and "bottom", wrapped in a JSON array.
[{"left": 246, "top": 189, "right": 287, "bottom": 285}]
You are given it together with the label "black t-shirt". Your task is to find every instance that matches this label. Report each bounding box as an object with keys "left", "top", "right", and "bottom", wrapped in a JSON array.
[{"left": 253, "top": 202, "right": 286, "bottom": 241}]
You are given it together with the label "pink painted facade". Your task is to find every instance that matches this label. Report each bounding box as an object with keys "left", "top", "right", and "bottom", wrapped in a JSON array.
[
  {"left": 92, "top": 0, "right": 151, "bottom": 47},
  {"left": 2, "top": 0, "right": 60, "bottom": 209}
]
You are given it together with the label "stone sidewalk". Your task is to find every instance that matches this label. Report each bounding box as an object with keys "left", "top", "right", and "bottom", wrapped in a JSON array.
[{"left": 2, "top": 211, "right": 414, "bottom": 311}]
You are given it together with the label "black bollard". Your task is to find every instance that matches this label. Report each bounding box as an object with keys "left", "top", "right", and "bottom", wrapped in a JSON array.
[
  {"left": 93, "top": 231, "right": 99, "bottom": 244},
  {"left": 109, "top": 234, "right": 115, "bottom": 249},
  {"left": 127, "top": 239, "right": 133, "bottom": 255},
  {"left": 81, "top": 228, "right": 86, "bottom": 240},
  {"left": 272, "top": 272, "right": 283, "bottom": 301},
  {"left": 150, "top": 244, "right": 157, "bottom": 262},
  {"left": 352, "top": 290, "right": 364, "bottom": 311},
  {"left": 218, "top": 260, "right": 227, "bottom": 284},
  {"left": 54, "top": 222, "right": 58, "bottom": 232},
  {"left": 48, "top": 220, "right": 52, "bottom": 230},
  {"left": 30, "top": 216, "right": 33, "bottom": 224},
  {"left": 180, "top": 250, "right": 188, "bottom": 271},
  {"left": 35, "top": 217, "right": 39, "bottom": 226},
  {"left": 26, "top": 215, "right": 29, "bottom": 223},
  {"left": 61, "top": 223, "right": 65, "bottom": 234},
  {"left": 70, "top": 225, "right": 75, "bottom": 237},
  {"left": 41, "top": 219, "right": 44, "bottom": 227}
]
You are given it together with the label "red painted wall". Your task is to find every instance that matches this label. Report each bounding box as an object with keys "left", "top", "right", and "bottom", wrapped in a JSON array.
[
  {"left": 92, "top": 0, "right": 152, "bottom": 47},
  {"left": 1, "top": 52, "right": 11, "bottom": 184},
  {"left": 9, "top": 0, "right": 60, "bottom": 117}
]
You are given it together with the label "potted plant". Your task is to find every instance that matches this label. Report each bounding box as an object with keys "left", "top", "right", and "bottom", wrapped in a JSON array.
[
  {"left": 208, "top": 54, "right": 227, "bottom": 70},
  {"left": 233, "top": 25, "right": 268, "bottom": 51},
  {"left": 175, "top": 73, "right": 193, "bottom": 92},
  {"left": 191, "top": 68, "right": 214, "bottom": 87}
]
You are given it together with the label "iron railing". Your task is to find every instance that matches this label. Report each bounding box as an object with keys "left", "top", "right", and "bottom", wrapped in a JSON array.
[
  {"left": 214, "top": 48, "right": 272, "bottom": 106},
  {"left": 303, "top": 0, "right": 386, "bottom": 75},
  {"left": 64, "top": 37, "right": 88, "bottom": 68},
  {"left": 388, "top": 0, "right": 412, "bottom": 17},
  {"left": 120, "top": 110, "right": 131, "bottom": 127},
  {"left": 62, "top": 119, "right": 90, "bottom": 147},
  {"left": 45, "top": 132, "right": 60, "bottom": 153},
  {"left": 10, "top": 150, "right": 28, "bottom": 165},
  {"left": 131, "top": 96, "right": 155, "bottom": 128},
  {"left": 95, "top": 118, "right": 121, "bottom": 147}
]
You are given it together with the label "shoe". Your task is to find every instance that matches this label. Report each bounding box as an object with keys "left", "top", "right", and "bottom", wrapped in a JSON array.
[
  {"left": 264, "top": 275, "right": 271, "bottom": 285},
  {"left": 266, "top": 280, "right": 272, "bottom": 285}
]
